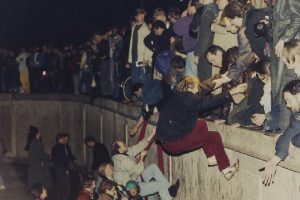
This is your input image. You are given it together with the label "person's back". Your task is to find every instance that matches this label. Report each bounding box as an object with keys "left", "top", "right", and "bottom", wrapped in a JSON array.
[
  {"left": 92, "top": 142, "right": 111, "bottom": 171},
  {"left": 51, "top": 143, "right": 68, "bottom": 169}
]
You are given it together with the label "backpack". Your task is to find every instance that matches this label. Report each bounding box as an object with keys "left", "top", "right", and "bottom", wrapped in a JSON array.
[{"left": 155, "top": 50, "right": 173, "bottom": 76}]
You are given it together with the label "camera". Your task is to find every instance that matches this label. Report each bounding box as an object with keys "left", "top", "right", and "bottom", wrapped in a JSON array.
[
  {"left": 254, "top": 16, "right": 272, "bottom": 42},
  {"left": 254, "top": 22, "right": 268, "bottom": 38}
]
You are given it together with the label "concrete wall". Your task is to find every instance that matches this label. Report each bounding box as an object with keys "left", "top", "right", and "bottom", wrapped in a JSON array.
[{"left": 1, "top": 94, "right": 300, "bottom": 200}]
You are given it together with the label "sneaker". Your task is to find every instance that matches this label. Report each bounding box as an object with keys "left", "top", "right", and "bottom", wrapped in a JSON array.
[{"left": 223, "top": 159, "right": 239, "bottom": 181}]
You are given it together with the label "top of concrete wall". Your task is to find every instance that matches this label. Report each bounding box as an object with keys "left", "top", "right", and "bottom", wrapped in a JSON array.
[{"left": 2, "top": 93, "right": 300, "bottom": 173}]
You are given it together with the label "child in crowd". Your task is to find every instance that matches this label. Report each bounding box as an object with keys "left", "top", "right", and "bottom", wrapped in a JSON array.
[
  {"left": 30, "top": 183, "right": 48, "bottom": 200},
  {"left": 125, "top": 181, "right": 143, "bottom": 200}
]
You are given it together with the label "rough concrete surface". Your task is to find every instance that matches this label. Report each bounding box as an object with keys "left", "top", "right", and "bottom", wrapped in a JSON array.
[{"left": 1, "top": 94, "right": 300, "bottom": 200}]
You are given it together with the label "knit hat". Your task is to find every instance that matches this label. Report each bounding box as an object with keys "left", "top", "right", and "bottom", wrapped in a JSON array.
[{"left": 125, "top": 181, "right": 139, "bottom": 191}]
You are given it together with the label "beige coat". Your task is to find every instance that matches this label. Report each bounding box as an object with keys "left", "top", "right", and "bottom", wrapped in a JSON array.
[
  {"left": 211, "top": 23, "right": 238, "bottom": 51},
  {"left": 112, "top": 139, "right": 148, "bottom": 185},
  {"left": 128, "top": 23, "right": 153, "bottom": 66}
]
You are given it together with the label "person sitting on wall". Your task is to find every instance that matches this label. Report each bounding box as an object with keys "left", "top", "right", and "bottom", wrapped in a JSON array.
[
  {"left": 259, "top": 86, "right": 300, "bottom": 184},
  {"left": 156, "top": 75, "right": 247, "bottom": 180},
  {"left": 129, "top": 80, "right": 163, "bottom": 136},
  {"left": 129, "top": 55, "right": 186, "bottom": 137},
  {"left": 111, "top": 128, "right": 180, "bottom": 200}
]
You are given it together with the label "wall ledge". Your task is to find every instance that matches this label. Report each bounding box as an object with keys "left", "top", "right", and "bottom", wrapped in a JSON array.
[{"left": 2, "top": 94, "right": 300, "bottom": 173}]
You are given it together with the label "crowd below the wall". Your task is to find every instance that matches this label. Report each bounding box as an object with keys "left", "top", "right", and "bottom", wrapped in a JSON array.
[{"left": 2, "top": 0, "right": 300, "bottom": 199}]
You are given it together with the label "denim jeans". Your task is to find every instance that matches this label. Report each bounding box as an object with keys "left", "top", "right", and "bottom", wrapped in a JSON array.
[
  {"left": 78, "top": 68, "right": 93, "bottom": 94},
  {"left": 113, "top": 62, "right": 121, "bottom": 99},
  {"left": 131, "top": 64, "right": 146, "bottom": 84},
  {"left": 184, "top": 52, "right": 198, "bottom": 77},
  {"left": 137, "top": 164, "right": 172, "bottom": 200},
  {"left": 291, "top": 133, "right": 300, "bottom": 147},
  {"left": 264, "top": 103, "right": 281, "bottom": 131}
]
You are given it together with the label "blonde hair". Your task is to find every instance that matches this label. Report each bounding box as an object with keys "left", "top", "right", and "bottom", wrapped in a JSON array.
[
  {"left": 283, "top": 39, "right": 300, "bottom": 65},
  {"left": 98, "top": 163, "right": 112, "bottom": 177},
  {"left": 176, "top": 76, "right": 200, "bottom": 92}
]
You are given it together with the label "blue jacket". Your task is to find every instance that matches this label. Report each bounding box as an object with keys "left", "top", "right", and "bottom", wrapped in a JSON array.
[
  {"left": 141, "top": 79, "right": 163, "bottom": 106},
  {"left": 275, "top": 112, "right": 300, "bottom": 160}
]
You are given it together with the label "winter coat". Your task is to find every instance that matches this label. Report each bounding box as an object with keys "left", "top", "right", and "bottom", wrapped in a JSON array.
[
  {"left": 190, "top": 3, "right": 218, "bottom": 80},
  {"left": 91, "top": 142, "right": 111, "bottom": 171},
  {"left": 112, "top": 139, "right": 148, "bottom": 185},
  {"left": 173, "top": 15, "right": 197, "bottom": 53},
  {"left": 156, "top": 89, "right": 233, "bottom": 142},
  {"left": 271, "top": 0, "right": 300, "bottom": 105},
  {"left": 27, "top": 139, "right": 52, "bottom": 188},
  {"left": 128, "top": 23, "right": 153, "bottom": 65}
]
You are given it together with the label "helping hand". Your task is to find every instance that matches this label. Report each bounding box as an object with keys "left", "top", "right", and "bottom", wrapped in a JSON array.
[
  {"left": 229, "top": 83, "right": 248, "bottom": 95},
  {"left": 275, "top": 39, "right": 285, "bottom": 58},
  {"left": 251, "top": 113, "right": 266, "bottom": 126},
  {"left": 260, "top": 160, "right": 278, "bottom": 186},
  {"left": 129, "top": 127, "right": 138, "bottom": 137}
]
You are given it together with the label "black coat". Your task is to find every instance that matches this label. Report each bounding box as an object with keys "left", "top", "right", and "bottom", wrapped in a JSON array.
[
  {"left": 156, "top": 90, "right": 232, "bottom": 142},
  {"left": 190, "top": 3, "right": 218, "bottom": 80},
  {"left": 144, "top": 29, "right": 172, "bottom": 63},
  {"left": 91, "top": 142, "right": 111, "bottom": 171},
  {"left": 271, "top": 0, "right": 300, "bottom": 105},
  {"left": 51, "top": 143, "right": 76, "bottom": 170}
]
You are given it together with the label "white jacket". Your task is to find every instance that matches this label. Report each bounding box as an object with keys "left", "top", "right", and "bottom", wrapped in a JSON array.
[
  {"left": 128, "top": 22, "right": 153, "bottom": 66},
  {"left": 112, "top": 139, "right": 148, "bottom": 185}
]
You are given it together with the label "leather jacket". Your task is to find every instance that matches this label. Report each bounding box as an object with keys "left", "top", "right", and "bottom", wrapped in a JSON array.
[
  {"left": 270, "top": 0, "right": 300, "bottom": 105},
  {"left": 272, "top": 0, "right": 300, "bottom": 42}
]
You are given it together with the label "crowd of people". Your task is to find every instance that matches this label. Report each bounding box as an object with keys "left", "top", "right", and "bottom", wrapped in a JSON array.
[
  {"left": 0, "top": 26, "right": 130, "bottom": 97},
  {"left": 2, "top": 0, "right": 300, "bottom": 199},
  {"left": 22, "top": 125, "right": 180, "bottom": 200},
  {"left": 123, "top": 0, "right": 300, "bottom": 191}
]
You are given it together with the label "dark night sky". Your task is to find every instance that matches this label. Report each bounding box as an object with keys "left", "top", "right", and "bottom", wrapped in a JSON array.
[{"left": 0, "top": 0, "right": 188, "bottom": 48}]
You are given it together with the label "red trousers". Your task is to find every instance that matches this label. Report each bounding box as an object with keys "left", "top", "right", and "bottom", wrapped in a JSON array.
[{"left": 162, "top": 119, "right": 230, "bottom": 171}]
